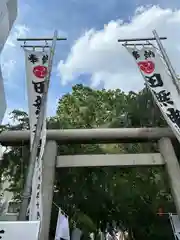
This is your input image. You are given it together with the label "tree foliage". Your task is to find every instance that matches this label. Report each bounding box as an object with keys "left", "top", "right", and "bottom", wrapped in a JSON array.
[{"left": 0, "top": 84, "right": 175, "bottom": 240}]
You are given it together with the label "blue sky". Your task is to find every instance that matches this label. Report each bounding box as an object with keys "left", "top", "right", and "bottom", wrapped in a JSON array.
[{"left": 1, "top": 0, "right": 180, "bottom": 122}]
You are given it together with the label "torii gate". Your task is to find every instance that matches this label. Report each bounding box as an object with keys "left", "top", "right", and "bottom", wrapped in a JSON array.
[{"left": 0, "top": 127, "right": 180, "bottom": 240}]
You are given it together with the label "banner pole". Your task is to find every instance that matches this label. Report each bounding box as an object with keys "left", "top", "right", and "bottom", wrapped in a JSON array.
[
  {"left": 169, "top": 214, "right": 177, "bottom": 240},
  {"left": 152, "top": 29, "right": 180, "bottom": 95},
  {"left": 18, "top": 30, "right": 58, "bottom": 221}
]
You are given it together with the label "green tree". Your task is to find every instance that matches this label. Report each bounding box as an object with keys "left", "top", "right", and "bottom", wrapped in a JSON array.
[
  {"left": 53, "top": 84, "right": 174, "bottom": 239},
  {"left": 0, "top": 110, "right": 30, "bottom": 199},
  {"left": 0, "top": 84, "right": 175, "bottom": 240}
]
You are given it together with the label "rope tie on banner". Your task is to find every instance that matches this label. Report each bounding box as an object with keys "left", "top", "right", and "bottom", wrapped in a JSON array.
[
  {"left": 52, "top": 201, "right": 77, "bottom": 226},
  {"left": 122, "top": 41, "right": 127, "bottom": 47},
  {"left": 53, "top": 202, "right": 69, "bottom": 218},
  {"left": 45, "top": 40, "right": 48, "bottom": 47},
  {"left": 42, "top": 40, "right": 49, "bottom": 52}
]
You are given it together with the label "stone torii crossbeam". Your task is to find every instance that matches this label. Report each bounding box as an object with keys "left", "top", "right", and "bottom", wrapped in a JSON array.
[{"left": 0, "top": 127, "right": 179, "bottom": 240}]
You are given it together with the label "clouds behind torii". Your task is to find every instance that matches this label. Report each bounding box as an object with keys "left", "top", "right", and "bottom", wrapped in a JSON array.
[
  {"left": 1, "top": 2, "right": 180, "bottom": 123},
  {"left": 58, "top": 5, "right": 180, "bottom": 92}
]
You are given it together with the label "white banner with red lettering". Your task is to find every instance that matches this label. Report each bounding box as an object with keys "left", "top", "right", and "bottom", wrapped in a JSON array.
[
  {"left": 25, "top": 50, "right": 49, "bottom": 221},
  {"left": 125, "top": 46, "right": 180, "bottom": 142}
]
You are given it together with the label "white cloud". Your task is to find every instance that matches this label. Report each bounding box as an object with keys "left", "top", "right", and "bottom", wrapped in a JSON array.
[
  {"left": 57, "top": 5, "right": 180, "bottom": 92},
  {"left": 0, "top": 24, "right": 30, "bottom": 123},
  {"left": 0, "top": 24, "right": 29, "bottom": 82},
  {"left": 1, "top": 59, "right": 16, "bottom": 79},
  {"left": 2, "top": 108, "right": 14, "bottom": 125},
  {"left": 5, "top": 24, "right": 30, "bottom": 47},
  {"left": 2, "top": 106, "right": 27, "bottom": 125}
]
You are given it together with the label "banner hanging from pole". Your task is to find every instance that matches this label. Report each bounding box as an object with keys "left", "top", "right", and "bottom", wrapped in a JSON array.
[
  {"left": 125, "top": 45, "right": 180, "bottom": 143},
  {"left": 24, "top": 49, "right": 50, "bottom": 221},
  {"left": 55, "top": 209, "right": 70, "bottom": 240}
]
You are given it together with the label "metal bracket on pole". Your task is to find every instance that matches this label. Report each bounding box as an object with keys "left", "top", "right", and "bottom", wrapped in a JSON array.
[
  {"left": 118, "top": 36, "right": 167, "bottom": 46},
  {"left": 17, "top": 37, "right": 67, "bottom": 41},
  {"left": 17, "top": 36, "right": 67, "bottom": 49},
  {"left": 20, "top": 45, "right": 50, "bottom": 49}
]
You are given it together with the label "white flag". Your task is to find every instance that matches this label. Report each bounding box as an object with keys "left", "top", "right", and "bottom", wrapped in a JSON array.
[
  {"left": 55, "top": 209, "right": 70, "bottom": 240},
  {"left": 126, "top": 46, "right": 180, "bottom": 143},
  {"left": 25, "top": 49, "right": 49, "bottom": 221},
  {"left": 90, "top": 233, "right": 95, "bottom": 240},
  {"left": 98, "top": 231, "right": 105, "bottom": 240}
]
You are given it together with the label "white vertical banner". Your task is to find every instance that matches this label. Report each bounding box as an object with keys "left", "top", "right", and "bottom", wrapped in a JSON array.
[
  {"left": 125, "top": 46, "right": 180, "bottom": 143},
  {"left": 55, "top": 209, "right": 70, "bottom": 240},
  {"left": 24, "top": 50, "right": 50, "bottom": 221}
]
